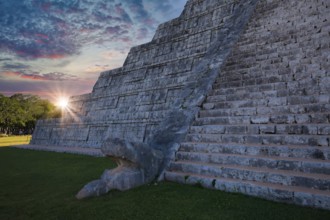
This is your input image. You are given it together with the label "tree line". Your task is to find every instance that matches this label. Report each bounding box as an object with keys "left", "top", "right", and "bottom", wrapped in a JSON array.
[{"left": 0, "top": 93, "right": 61, "bottom": 135}]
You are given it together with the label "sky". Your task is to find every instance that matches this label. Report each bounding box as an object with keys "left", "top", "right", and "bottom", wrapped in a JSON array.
[{"left": 0, "top": 0, "right": 186, "bottom": 103}]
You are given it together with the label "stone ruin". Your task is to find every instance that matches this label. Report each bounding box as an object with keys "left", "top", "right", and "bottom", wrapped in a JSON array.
[{"left": 31, "top": 0, "right": 330, "bottom": 209}]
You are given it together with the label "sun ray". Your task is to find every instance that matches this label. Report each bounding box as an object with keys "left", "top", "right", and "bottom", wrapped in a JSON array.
[
  {"left": 56, "top": 97, "right": 69, "bottom": 109},
  {"left": 58, "top": 97, "right": 69, "bottom": 108}
]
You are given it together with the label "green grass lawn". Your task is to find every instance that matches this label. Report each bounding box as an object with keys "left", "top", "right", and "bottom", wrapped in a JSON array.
[
  {"left": 0, "top": 148, "right": 329, "bottom": 220},
  {"left": 0, "top": 135, "right": 31, "bottom": 147}
]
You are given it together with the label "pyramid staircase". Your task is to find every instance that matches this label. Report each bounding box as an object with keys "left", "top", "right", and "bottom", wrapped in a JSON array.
[
  {"left": 165, "top": 72, "right": 330, "bottom": 208},
  {"left": 165, "top": 12, "right": 330, "bottom": 205},
  {"left": 165, "top": 0, "right": 330, "bottom": 210}
]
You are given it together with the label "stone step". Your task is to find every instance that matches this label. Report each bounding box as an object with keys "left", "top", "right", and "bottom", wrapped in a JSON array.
[
  {"left": 204, "top": 98, "right": 269, "bottom": 109},
  {"left": 189, "top": 124, "right": 330, "bottom": 136},
  {"left": 179, "top": 142, "right": 330, "bottom": 160},
  {"left": 205, "top": 91, "right": 322, "bottom": 104},
  {"left": 199, "top": 106, "right": 330, "bottom": 118},
  {"left": 206, "top": 93, "right": 279, "bottom": 104},
  {"left": 213, "top": 72, "right": 292, "bottom": 86},
  {"left": 193, "top": 114, "right": 330, "bottom": 126},
  {"left": 185, "top": 133, "right": 329, "bottom": 147},
  {"left": 175, "top": 151, "right": 330, "bottom": 175},
  {"left": 169, "top": 161, "right": 330, "bottom": 190},
  {"left": 212, "top": 74, "right": 318, "bottom": 90},
  {"left": 210, "top": 82, "right": 287, "bottom": 96},
  {"left": 164, "top": 171, "right": 330, "bottom": 210},
  {"left": 193, "top": 116, "right": 251, "bottom": 125},
  {"left": 203, "top": 95, "right": 329, "bottom": 110},
  {"left": 200, "top": 106, "right": 258, "bottom": 117}
]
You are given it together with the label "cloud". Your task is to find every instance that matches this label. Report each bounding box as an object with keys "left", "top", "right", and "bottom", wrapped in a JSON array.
[
  {"left": 0, "top": 0, "right": 187, "bottom": 100},
  {"left": 0, "top": 58, "right": 12, "bottom": 62},
  {"left": 42, "top": 72, "right": 77, "bottom": 81},
  {"left": 0, "top": 0, "right": 186, "bottom": 61},
  {"left": 85, "top": 64, "right": 110, "bottom": 74},
  {"left": 53, "top": 59, "right": 72, "bottom": 67},
  {"left": 137, "top": 27, "right": 149, "bottom": 40},
  {"left": 2, "top": 62, "right": 30, "bottom": 70},
  {"left": 1, "top": 61, "right": 76, "bottom": 82},
  {"left": 2, "top": 70, "right": 77, "bottom": 81}
]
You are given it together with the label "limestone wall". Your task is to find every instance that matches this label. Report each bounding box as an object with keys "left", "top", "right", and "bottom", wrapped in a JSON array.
[{"left": 31, "top": 0, "right": 258, "bottom": 148}]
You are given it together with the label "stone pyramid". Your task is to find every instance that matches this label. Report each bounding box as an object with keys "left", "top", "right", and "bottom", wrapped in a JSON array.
[{"left": 31, "top": 0, "right": 330, "bottom": 209}]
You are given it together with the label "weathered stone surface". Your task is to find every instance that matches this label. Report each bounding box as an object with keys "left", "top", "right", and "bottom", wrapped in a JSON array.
[
  {"left": 101, "top": 138, "right": 163, "bottom": 182},
  {"left": 76, "top": 180, "right": 108, "bottom": 199},
  {"left": 32, "top": 0, "right": 260, "bottom": 198},
  {"left": 165, "top": 0, "right": 330, "bottom": 211},
  {"left": 76, "top": 138, "right": 163, "bottom": 199},
  {"left": 32, "top": 0, "right": 258, "bottom": 150},
  {"left": 32, "top": 0, "right": 330, "bottom": 210}
]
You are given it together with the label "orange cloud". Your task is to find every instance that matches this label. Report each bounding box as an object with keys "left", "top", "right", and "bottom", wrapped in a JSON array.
[
  {"left": 20, "top": 74, "right": 46, "bottom": 81},
  {"left": 2, "top": 71, "right": 21, "bottom": 78},
  {"left": 2, "top": 71, "right": 46, "bottom": 81},
  {"left": 2, "top": 70, "right": 76, "bottom": 82}
]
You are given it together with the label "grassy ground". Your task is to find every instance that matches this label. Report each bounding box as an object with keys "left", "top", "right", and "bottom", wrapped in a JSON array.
[
  {"left": 0, "top": 147, "right": 329, "bottom": 220},
  {"left": 0, "top": 135, "right": 31, "bottom": 147}
]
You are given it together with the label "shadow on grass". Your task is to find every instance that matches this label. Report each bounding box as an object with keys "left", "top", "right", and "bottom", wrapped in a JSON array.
[{"left": 0, "top": 147, "right": 329, "bottom": 220}]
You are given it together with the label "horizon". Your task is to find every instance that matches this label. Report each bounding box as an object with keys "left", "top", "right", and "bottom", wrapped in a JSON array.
[{"left": 0, "top": 0, "right": 186, "bottom": 104}]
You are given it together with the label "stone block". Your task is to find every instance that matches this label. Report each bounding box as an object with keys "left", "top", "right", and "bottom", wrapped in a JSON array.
[
  {"left": 207, "top": 95, "right": 226, "bottom": 102},
  {"left": 204, "top": 125, "right": 226, "bottom": 134},
  {"left": 319, "top": 77, "right": 330, "bottom": 93},
  {"left": 228, "top": 116, "right": 251, "bottom": 124},
  {"left": 318, "top": 126, "right": 330, "bottom": 135},
  {"left": 287, "top": 125, "right": 303, "bottom": 134},
  {"left": 301, "top": 125, "right": 318, "bottom": 135},
  {"left": 308, "top": 137, "right": 329, "bottom": 147},
  {"left": 270, "top": 115, "right": 295, "bottom": 124},
  {"left": 213, "top": 101, "right": 231, "bottom": 108},
  {"left": 318, "top": 95, "right": 330, "bottom": 104},
  {"left": 275, "top": 125, "right": 287, "bottom": 134},
  {"left": 226, "top": 126, "right": 246, "bottom": 134},
  {"left": 31, "top": 127, "right": 52, "bottom": 141},
  {"left": 232, "top": 108, "right": 257, "bottom": 116},
  {"left": 259, "top": 125, "right": 276, "bottom": 134},
  {"left": 137, "top": 90, "right": 167, "bottom": 105},
  {"left": 221, "top": 135, "right": 244, "bottom": 144},
  {"left": 244, "top": 135, "right": 263, "bottom": 144},
  {"left": 310, "top": 114, "right": 329, "bottom": 123},
  {"left": 295, "top": 115, "right": 310, "bottom": 124},
  {"left": 247, "top": 125, "right": 260, "bottom": 134},
  {"left": 262, "top": 136, "right": 283, "bottom": 145},
  {"left": 305, "top": 104, "right": 325, "bottom": 113},
  {"left": 203, "top": 103, "right": 215, "bottom": 110},
  {"left": 268, "top": 97, "right": 287, "bottom": 106},
  {"left": 268, "top": 188, "right": 294, "bottom": 202},
  {"left": 284, "top": 136, "right": 309, "bottom": 145}
]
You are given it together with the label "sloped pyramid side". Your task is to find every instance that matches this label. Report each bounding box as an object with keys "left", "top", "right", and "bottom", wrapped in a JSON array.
[{"left": 31, "top": 0, "right": 258, "bottom": 156}]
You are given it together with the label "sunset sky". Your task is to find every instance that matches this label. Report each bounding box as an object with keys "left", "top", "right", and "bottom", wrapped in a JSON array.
[{"left": 0, "top": 0, "right": 186, "bottom": 103}]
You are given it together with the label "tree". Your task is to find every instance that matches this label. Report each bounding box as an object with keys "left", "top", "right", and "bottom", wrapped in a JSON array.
[
  {"left": 0, "top": 93, "right": 61, "bottom": 135},
  {"left": 0, "top": 95, "right": 16, "bottom": 134}
]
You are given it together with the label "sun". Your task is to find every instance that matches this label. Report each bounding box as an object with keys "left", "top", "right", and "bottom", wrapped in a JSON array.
[{"left": 57, "top": 97, "right": 69, "bottom": 109}]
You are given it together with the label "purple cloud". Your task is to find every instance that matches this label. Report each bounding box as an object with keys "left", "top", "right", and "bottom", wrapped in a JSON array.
[
  {"left": 2, "top": 70, "right": 77, "bottom": 82},
  {"left": 2, "top": 63, "right": 30, "bottom": 70},
  {"left": 0, "top": 0, "right": 187, "bottom": 99},
  {"left": 0, "top": 0, "right": 185, "bottom": 61}
]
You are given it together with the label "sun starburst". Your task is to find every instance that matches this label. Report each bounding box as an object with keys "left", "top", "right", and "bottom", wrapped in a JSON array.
[{"left": 57, "top": 97, "right": 69, "bottom": 109}]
